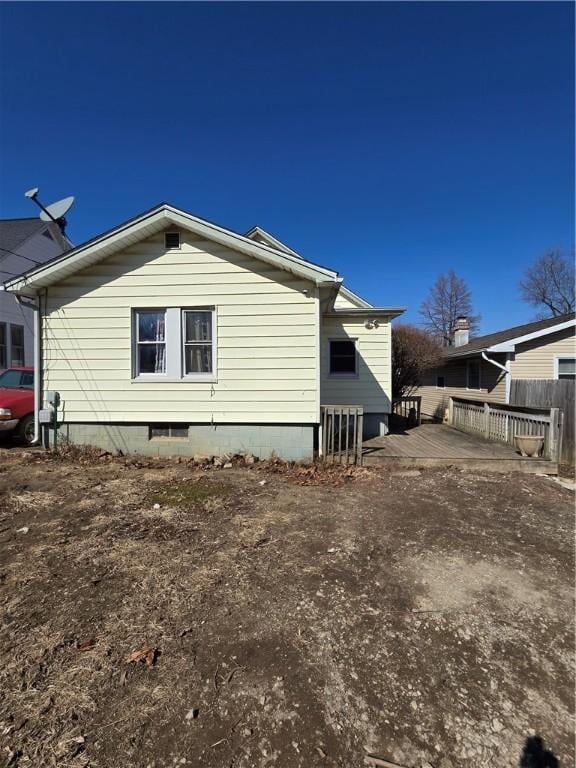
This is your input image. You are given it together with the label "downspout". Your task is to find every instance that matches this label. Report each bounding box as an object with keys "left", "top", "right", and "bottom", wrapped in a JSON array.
[
  {"left": 481, "top": 351, "right": 511, "bottom": 404},
  {"left": 16, "top": 294, "right": 41, "bottom": 444}
]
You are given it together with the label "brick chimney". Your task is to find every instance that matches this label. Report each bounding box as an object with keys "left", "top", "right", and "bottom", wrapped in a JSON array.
[{"left": 453, "top": 316, "right": 470, "bottom": 347}]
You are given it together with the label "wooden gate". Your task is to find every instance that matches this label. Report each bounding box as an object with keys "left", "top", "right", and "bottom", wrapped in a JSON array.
[{"left": 320, "top": 406, "right": 364, "bottom": 465}]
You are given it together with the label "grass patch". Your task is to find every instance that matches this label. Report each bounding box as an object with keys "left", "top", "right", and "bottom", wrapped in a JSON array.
[{"left": 145, "top": 478, "right": 231, "bottom": 508}]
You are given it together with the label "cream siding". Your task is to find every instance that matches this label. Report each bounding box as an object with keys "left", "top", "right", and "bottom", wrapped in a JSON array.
[
  {"left": 510, "top": 328, "right": 576, "bottom": 379},
  {"left": 42, "top": 231, "right": 319, "bottom": 424},
  {"left": 320, "top": 316, "right": 391, "bottom": 413},
  {"left": 416, "top": 356, "right": 507, "bottom": 419}
]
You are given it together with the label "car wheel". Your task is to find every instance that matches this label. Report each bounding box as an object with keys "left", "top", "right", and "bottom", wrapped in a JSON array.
[{"left": 18, "top": 414, "right": 35, "bottom": 446}]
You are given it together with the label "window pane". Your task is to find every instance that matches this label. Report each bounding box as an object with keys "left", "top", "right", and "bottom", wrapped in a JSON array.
[
  {"left": 138, "top": 343, "right": 166, "bottom": 374},
  {"left": 330, "top": 340, "right": 356, "bottom": 374},
  {"left": 10, "top": 325, "right": 24, "bottom": 366},
  {"left": 20, "top": 372, "right": 34, "bottom": 388},
  {"left": 138, "top": 312, "right": 165, "bottom": 342},
  {"left": 468, "top": 362, "right": 480, "bottom": 389},
  {"left": 437, "top": 376, "right": 445, "bottom": 388},
  {"left": 558, "top": 358, "right": 576, "bottom": 376},
  {"left": 0, "top": 370, "right": 23, "bottom": 388},
  {"left": 185, "top": 311, "right": 212, "bottom": 342},
  {"left": 0, "top": 323, "right": 5, "bottom": 369},
  {"left": 185, "top": 344, "right": 212, "bottom": 374}
]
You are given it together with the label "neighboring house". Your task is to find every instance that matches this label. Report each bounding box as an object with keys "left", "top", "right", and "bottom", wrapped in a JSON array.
[
  {"left": 417, "top": 313, "right": 576, "bottom": 419},
  {"left": 4, "top": 203, "right": 403, "bottom": 459},
  {"left": 0, "top": 218, "right": 70, "bottom": 370}
]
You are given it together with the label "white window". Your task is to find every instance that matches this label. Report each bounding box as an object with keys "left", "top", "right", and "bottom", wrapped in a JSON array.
[
  {"left": 329, "top": 339, "right": 357, "bottom": 376},
  {"left": 466, "top": 360, "right": 481, "bottom": 390},
  {"left": 132, "top": 307, "right": 216, "bottom": 381},
  {"left": 10, "top": 324, "right": 24, "bottom": 367},
  {"left": 135, "top": 311, "right": 166, "bottom": 375},
  {"left": 436, "top": 375, "right": 446, "bottom": 388},
  {"left": 183, "top": 310, "right": 215, "bottom": 376},
  {"left": 556, "top": 357, "right": 576, "bottom": 380}
]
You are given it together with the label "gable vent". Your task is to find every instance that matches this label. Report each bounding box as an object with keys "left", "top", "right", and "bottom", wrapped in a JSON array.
[{"left": 165, "top": 231, "right": 181, "bottom": 250}]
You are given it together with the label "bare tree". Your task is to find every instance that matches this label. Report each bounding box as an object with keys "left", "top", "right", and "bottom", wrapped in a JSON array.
[
  {"left": 419, "top": 270, "right": 480, "bottom": 345},
  {"left": 520, "top": 250, "right": 575, "bottom": 317},
  {"left": 392, "top": 324, "right": 442, "bottom": 398}
]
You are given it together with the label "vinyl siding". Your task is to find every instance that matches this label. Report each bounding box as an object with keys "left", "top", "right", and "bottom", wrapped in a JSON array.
[
  {"left": 510, "top": 328, "right": 576, "bottom": 379},
  {"left": 416, "top": 355, "right": 507, "bottom": 419},
  {"left": 42, "top": 230, "right": 319, "bottom": 424},
  {"left": 334, "top": 293, "right": 360, "bottom": 309},
  {"left": 320, "top": 316, "right": 391, "bottom": 413}
]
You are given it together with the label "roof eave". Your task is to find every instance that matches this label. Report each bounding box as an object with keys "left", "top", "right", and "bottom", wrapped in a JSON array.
[{"left": 4, "top": 204, "right": 340, "bottom": 292}]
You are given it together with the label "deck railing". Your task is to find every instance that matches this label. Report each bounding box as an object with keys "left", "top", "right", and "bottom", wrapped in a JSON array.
[
  {"left": 392, "top": 396, "right": 422, "bottom": 427},
  {"left": 320, "top": 405, "right": 364, "bottom": 465},
  {"left": 448, "top": 397, "right": 563, "bottom": 463}
]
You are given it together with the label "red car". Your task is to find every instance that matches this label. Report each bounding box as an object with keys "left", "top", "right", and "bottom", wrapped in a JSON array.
[{"left": 0, "top": 367, "right": 35, "bottom": 444}]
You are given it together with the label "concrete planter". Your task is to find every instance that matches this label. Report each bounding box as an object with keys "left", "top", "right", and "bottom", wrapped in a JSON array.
[{"left": 515, "top": 434, "right": 545, "bottom": 458}]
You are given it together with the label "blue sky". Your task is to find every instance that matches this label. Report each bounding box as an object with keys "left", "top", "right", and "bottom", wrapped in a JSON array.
[{"left": 0, "top": 2, "right": 573, "bottom": 333}]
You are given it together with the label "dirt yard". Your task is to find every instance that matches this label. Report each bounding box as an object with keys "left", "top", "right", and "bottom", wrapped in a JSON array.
[{"left": 0, "top": 447, "right": 573, "bottom": 768}]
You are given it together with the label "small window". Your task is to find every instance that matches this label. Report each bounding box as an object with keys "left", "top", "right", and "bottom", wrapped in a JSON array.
[
  {"left": 0, "top": 323, "right": 6, "bottom": 369},
  {"left": 329, "top": 339, "right": 357, "bottom": 375},
  {"left": 10, "top": 325, "right": 24, "bottom": 367},
  {"left": 20, "top": 371, "right": 34, "bottom": 389},
  {"left": 150, "top": 424, "right": 189, "bottom": 440},
  {"left": 557, "top": 357, "right": 576, "bottom": 380},
  {"left": 183, "top": 309, "right": 214, "bottom": 375},
  {"left": 467, "top": 360, "right": 481, "bottom": 390},
  {"left": 135, "top": 311, "right": 166, "bottom": 375},
  {"left": 436, "top": 375, "right": 446, "bottom": 388},
  {"left": 165, "top": 232, "right": 181, "bottom": 250}
]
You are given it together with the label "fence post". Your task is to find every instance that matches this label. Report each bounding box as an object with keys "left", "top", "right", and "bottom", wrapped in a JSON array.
[
  {"left": 483, "top": 402, "right": 490, "bottom": 439},
  {"left": 356, "top": 409, "right": 364, "bottom": 466},
  {"left": 549, "top": 407, "right": 562, "bottom": 463},
  {"left": 448, "top": 397, "right": 454, "bottom": 425}
]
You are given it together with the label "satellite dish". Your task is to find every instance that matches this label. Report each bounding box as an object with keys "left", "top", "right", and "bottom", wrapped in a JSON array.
[
  {"left": 39, "top": 196, "right": 75, "bottom": 222},
  {"left": 23, "top": 187, "right": 75, "bottom": 235}
]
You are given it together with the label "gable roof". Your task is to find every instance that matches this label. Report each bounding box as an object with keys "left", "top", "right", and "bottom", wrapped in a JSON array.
[
  {"left": 245, "top": 225, "right": 372, "bottom": 308},
  {"left": 3, "top": 203, "right": 341, "bottom": 296},
  {"left": 0, "top": 218, "right": 48, "bottom": 252},
  {"left": 444, "top": 312, "right": 576, "bottom": 358}
]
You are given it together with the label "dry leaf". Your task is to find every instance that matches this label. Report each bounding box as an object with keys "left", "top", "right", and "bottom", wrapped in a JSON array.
[{"left": 125, "top": 646, "right": 157, "bottom": 667}]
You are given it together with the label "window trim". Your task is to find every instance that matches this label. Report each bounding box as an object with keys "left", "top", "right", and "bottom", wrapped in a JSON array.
[
  {"left": 131, "top": 307, "right": 218, "bottom": 383},
  {"left": 436, "top": 375, "right": 446, "bottom": 389},
  {"left": 554, "top": 355, "right": 576, "bottom": 380},
  {"left": 133, "top": 309, "right": 167, "bottom": 378},
  {"left": 181, "top": 307, "right": 218, "bottom": 382},
  {"left": 9, "top": 323, "right": 25, "bottom": 367},
  {"left": 466, "top": 359, "right": 481, "bottom": 390},
  {"left": 328, "top": 337, "right": 359, "bottom": 378}
]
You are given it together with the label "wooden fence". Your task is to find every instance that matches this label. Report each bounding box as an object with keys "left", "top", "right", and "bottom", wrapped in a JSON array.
[
  {"left": 448, "top": 396, "right": 563, "bottom": 463},
  {"left": 320, "top": 405, "right": 364, "bottom": 465},
  {"left": 510, "top": 379, "right": 574, "bottom": 465}
]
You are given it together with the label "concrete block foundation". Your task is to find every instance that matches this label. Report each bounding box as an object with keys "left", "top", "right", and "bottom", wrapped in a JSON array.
[{"left": 53, "top": 422, "right": 315, "bottom": 461}]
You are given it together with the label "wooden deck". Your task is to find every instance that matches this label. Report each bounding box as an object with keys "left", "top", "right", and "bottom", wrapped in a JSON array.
[{"left": 363, "top": 423, "right": 556, "bottom": 473}]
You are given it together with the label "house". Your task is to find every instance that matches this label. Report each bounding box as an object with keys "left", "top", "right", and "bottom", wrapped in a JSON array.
[
  {"left": 3, "top": 203, "right": 403, "bottom": 458},
  {"left": 0, "top": 218, "right": 70, "bottom": 370},
  {"left": 417, "top": 313, "right": 576, "bottom": 420}
]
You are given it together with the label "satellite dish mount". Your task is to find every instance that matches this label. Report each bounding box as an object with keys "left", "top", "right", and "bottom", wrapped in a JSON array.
[{"left": 24, "top": 187, "right": 75, "bottom": 235}]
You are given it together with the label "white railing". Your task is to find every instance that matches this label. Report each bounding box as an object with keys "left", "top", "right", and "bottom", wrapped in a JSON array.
[
  {"left": 320, "top": 405, "right": 364, "bottom": 465},
  {"left": 448, "top": 397, "right": 563, "bottom": 463}
]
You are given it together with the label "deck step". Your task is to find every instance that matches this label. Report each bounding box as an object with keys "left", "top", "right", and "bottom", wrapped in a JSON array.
[{"left": 363, "top": 455, "right": 557, "bottom": 474}]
